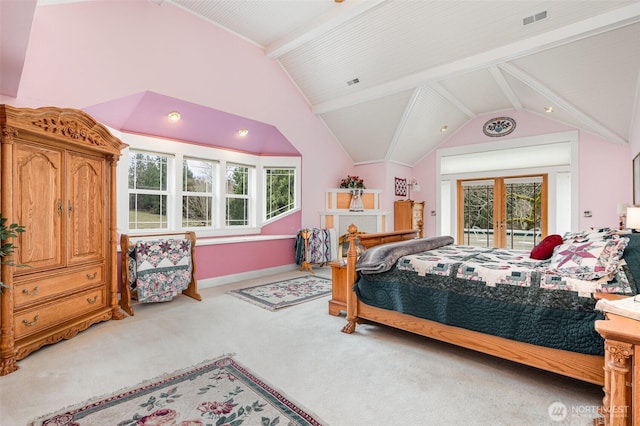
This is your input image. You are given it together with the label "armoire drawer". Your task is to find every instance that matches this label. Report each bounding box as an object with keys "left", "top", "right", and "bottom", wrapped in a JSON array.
[
  {"left": 14, "top": 265, "right": 104, "bottom": 308},
  {"left": 14, "top": 287, "right": 106, "bottom": 339}
]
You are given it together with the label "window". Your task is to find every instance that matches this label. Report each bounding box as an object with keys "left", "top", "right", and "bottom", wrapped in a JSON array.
[
  {"left": 128, "top": 151, "right": 169, "bottom": 230},
  {"left": 458, "top": 175, "right": 546, "bottom": 249},
  {"left": 225, "top": 164, "right": 251, "bottom": 226},
  {"left": 437, "top": 131, "right": 578, "bottom": 238},
  {"left": 265, "top": 167, "right": 295, "bottom": 219},
  {"left": 119, "top": 132, "right": 300, "bottom": 237},
  {"left": 182, "top": 158, "right": 216, "bottom": 227}
]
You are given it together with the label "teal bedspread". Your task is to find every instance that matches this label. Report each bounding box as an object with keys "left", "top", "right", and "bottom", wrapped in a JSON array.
[{"left": 354, "top": 238, "right": 640, "bottom": 356}]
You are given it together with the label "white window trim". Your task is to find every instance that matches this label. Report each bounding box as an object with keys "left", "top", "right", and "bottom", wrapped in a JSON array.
[
  {"left": 436, "top": 131, "right": 579, "bottom": 239},
  {"left": 182, "top": 157, "right": 217, "bottom": 228},
  {"left": 261, "top": 159, "right": 301, "bottom": 225},
  {"left": 115, "top": 131, "right": 301, "bottom": 238}
]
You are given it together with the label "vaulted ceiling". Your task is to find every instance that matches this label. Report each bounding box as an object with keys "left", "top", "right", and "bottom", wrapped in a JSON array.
[
  {"left": 4, "top": 0, "right": 640, "bottom": 165},
  {"left": 169, "top": 0, "right": 640, "bottom": 165}
]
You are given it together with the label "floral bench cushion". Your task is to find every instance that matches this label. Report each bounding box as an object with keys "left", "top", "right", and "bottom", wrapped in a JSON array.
[{"left": 128, "top": 239, "right": 192, "bottom": 303}]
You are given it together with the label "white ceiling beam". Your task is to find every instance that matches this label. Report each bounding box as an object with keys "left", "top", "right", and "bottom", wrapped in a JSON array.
[
  {"left": 488, "top": 66, "right": 522, "bottom": 110},
  {"left": 312, "top": 2, "right": 640, "bottom": 114},
  {"left": 499, "top": 62, "right": 626, "bottom": 144},
  {"left": 385, "top": 86, "right": 423, "bottom": 161},
  {"left": 431, "top": 83, "right": 476, "bottom": 119},
  {"left": 265, "top": 0, "right": 385, "bottom": 59}
]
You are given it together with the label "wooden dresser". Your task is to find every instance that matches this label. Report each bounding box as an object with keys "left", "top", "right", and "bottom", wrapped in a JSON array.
[
  {"left": 0, "top": 105, "right": 127, "bottom": 375},
  {"left": 394, "top": 200, "right": 425, "bottom": 237}
]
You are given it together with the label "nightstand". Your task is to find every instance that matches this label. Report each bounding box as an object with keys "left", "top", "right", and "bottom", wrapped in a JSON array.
[
  {"left": 328, "top": 261, "right": 347, "bottom": 315},
  {"left": 594, "top": 312, "right": 640, "bottom": 425}
]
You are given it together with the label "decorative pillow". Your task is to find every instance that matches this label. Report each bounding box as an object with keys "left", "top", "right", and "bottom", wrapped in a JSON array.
[
  {"left": 530, "top": 234, "right": 563, "bottom": 260},
  {"left": 546, "top": 236, "right": 629, "bottom": 280},
  {"left": 562, "top": 227, "right": 616, "bottom": 243}
]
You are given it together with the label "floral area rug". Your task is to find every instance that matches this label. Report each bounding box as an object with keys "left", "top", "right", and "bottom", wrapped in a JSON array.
[
  {"left": 30, "top": 355, "right": 325, "bottom": 426},
  {"left": 228, "top": 275, "right": 331, "bottom": 311}
]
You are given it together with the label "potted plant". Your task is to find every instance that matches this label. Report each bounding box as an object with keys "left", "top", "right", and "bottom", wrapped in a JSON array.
[
  {"left": 0, "top": 216, "right": 26, "bottom": 292},
  {"left": 339, "top": 175, "right": 366, "bottom": 211}
]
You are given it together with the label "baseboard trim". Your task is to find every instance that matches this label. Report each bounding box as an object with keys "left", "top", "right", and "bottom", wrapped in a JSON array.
[{"left": 197, "top": 264, "right": 302, "bottom": 289}]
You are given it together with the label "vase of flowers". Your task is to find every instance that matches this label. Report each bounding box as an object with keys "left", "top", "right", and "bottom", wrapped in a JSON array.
[{"left": 339, "top": 175, "right": 366, "bottom": 212}]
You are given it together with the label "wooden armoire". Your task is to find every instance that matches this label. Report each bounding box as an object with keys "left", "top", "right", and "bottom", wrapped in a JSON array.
[
  {"left": 0, "top": 105, "right": 127, "bottom": 375},
  {"left": 394, "top": 200, "right": 425, "bottom": 237}
]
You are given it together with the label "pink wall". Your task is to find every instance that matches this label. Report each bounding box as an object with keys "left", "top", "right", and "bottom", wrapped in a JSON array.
[
  {"left": 413, "top": 110, "right": 631, "bottom": 236},
  {"left": 4, "top": 1, "right": 353, "bottom": 281},
  {"left": 194, "top": 239, "right": 296, "bottom": 280},
  {"left": 7, "top": 1, "right": 636, "bottom": 282}
]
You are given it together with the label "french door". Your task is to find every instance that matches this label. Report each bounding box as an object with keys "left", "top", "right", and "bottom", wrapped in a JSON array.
[{"left": 457, "top": 175, "right": 547, "bottom": 249}]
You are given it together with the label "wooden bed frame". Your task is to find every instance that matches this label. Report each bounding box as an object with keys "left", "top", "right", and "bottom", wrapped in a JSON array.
[
  {"left": 340, "top": 224, "right": 606, "bottom": 386},
  {"left": 120, "top": 231, "right": 201, "bottom": 316}
]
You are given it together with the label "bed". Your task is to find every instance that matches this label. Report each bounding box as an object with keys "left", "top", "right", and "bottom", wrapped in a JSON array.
[{"left": 340, "top": 225, "right": 640, "bottom": 386}]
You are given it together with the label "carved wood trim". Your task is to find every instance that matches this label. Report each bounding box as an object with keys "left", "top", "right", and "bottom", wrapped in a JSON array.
[
  {"left": 0, "top": 105, "right": 127, "bottom": 154},
  {"left": 606, "top": 341, "right": 633, "bottom": 364},
  {"left": 1, "top": 125, "right": 18, "bottom": 144}
]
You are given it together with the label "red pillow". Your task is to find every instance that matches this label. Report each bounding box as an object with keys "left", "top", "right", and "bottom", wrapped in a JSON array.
[{"left": 530, "top": 234, "right": 563, "bottom": 260}]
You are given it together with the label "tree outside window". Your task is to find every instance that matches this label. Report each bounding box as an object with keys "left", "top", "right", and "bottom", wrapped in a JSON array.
[
  {"left": 226, "top": 164, "right": 251, "bottom": 226},
  {"left": 265, "top": 168, "right": 295, "bottom": 220},
  {"left": 183, "top": 158, "right": 215, "bottom": 227},
  {"left": 128, "top": 151, "right": 169, "bottom": 229}
]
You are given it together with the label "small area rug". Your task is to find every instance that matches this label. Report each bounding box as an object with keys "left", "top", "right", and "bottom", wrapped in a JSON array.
[
  {"left": 228, "top": 275, "right": 331, "bottom": 311},
  {"left": 30, "top": 355, "right": 325, "bottom": 426}
]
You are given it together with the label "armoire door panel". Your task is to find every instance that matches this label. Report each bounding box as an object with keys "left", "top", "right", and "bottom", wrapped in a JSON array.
[
  {"left": 14, "top": 143, "right": 64, "bottom": 271},
  {"left": 68, "top": 153, "right": 104, "bottom": 264}
]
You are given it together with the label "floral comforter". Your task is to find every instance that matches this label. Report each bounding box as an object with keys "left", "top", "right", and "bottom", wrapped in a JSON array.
[
  {"left": 396, "top": 244, "right": 634, "bottom": 297},
  {"left": 128, "top": 239, "right": 193, "bottom": 303},
  {"left": 355, "top": 243, "right": 636, "bottom": 355}
]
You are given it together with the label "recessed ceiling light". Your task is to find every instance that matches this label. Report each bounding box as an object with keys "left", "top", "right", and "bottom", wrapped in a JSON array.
[
  {"left": 238, "top": 128, "right": 249, "bottom": 136},
  {"left": 440, "top": 125, "right": 448, "bottom": 132},
  {"left": 544, "top": 106, "right": 554, "bottom": 113},
  {"left": 167, "top": 111, "right": 181, "bottom": 121}
]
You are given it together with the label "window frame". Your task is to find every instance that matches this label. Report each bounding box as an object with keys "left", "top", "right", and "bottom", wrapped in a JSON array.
[
  {"left": 127, "top": 150, "right": 172, "bottom": 231},
  {"left": 436, "top": 130, "right": 578, "bottom": 240},
  {"left": 224, "top": 162, "right": 254, "bottom": 228},
  {"left": 264, "top": 166, "right": 296, "bottom": 220},
  {"left": 116, "top": 131, "right": 301, "bottom": 238},
  {"left": 182, "top": 156, "right": 218, "bottom": 228}
]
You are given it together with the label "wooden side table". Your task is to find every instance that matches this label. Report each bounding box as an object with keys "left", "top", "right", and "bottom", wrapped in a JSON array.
[
  {"left": 594, "top": 312, "right": 640, "bottom": 425},
  {"left": 328, "top": 261, "right": 347, "bottom": 315}
]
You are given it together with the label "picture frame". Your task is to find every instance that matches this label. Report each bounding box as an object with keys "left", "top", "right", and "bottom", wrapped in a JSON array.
[
  {"left": 395, "top": 177, "right": 407, "bottom": 196},
  {"left": 634, "top": 153, "right": 640, "bottom": 205}
]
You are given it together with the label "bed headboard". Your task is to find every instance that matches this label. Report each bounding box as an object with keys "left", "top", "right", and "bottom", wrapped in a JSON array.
[{"left": 351, "top": 226, "right": 421, "bottom": 249}]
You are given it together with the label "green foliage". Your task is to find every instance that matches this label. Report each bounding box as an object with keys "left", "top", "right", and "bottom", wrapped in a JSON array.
[
  {"left": 463, "top": 182, "right": 541, "bottom": 232},
  {"left": 266, "top": 169, "right": 294, "bottom": 220},
  {"left": 0, "top": 216, "right": 26, "bottom": 290},
  {"left": 339, "top": 175, "right": 365, "bottom": 189},
  {"left": 226, "top": 165, "right": 249, "bottom": 226},
  {"left": 128, "top": 152, "right": 167, "bottom": 215}
]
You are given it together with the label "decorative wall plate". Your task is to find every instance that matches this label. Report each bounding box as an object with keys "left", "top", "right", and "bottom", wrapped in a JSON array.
[{"left": 482, "top": 117, "right": 516, "bottom": 137}]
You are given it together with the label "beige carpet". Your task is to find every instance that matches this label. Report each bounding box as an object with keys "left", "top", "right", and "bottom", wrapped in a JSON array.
[{"left": 1, "top": 266, "right": 602, "bottom": 425}]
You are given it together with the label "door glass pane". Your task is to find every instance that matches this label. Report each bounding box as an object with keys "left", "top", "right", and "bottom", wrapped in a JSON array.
[
  {"left": 505, "top": 181, "right": 542, "bottom": 250},
  {"left": 462, "top": 184, "right": 494, "bottom": 247}
]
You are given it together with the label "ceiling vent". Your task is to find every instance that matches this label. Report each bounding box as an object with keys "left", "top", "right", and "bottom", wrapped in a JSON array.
[
  {"left": 347, "top": 78, "right": 360, "bottom": 86},
  {"left": 523, "top": 10, "right": 547, "bottom": 26}
]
